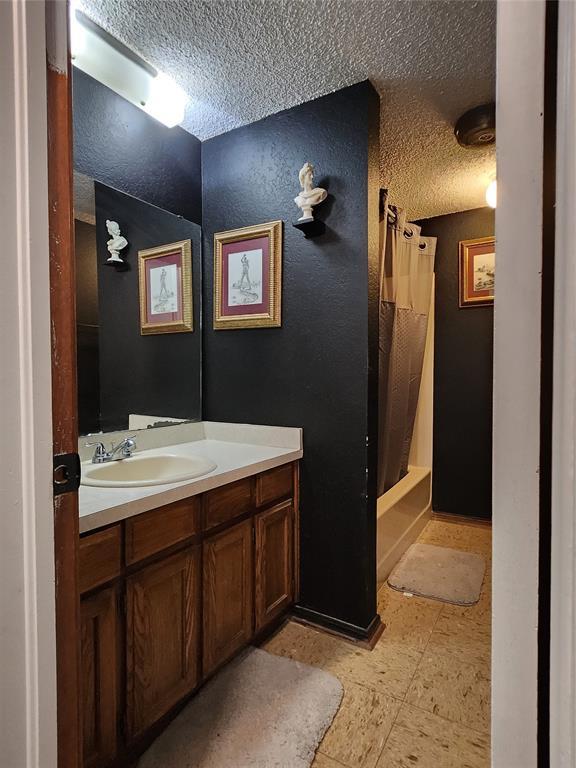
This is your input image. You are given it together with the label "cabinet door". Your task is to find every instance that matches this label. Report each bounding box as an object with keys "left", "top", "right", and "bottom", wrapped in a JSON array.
[
  {"left": 255, "top": 502, "right": 294, "bottom": 632},
  {"left": 203, "top": 519, "right": 253, "bottom": 677},
  {"left": 126, "top": 547, "right": 200, "bottom": 741},
  {"left": 81, "top": 586, "right": 118, "bottom": 768}
]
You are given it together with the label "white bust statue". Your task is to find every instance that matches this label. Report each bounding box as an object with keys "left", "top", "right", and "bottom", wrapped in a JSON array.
[
  {"left": 294, "top": 162, "right": 327, "bottom": 221},
  {"left": 106, "top": 220, "right": 128, "bottom": 263}
]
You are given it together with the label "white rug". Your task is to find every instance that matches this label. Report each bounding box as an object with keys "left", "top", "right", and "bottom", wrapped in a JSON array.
[
  {"left": 138, "top": 646, "right": 343, "bottom": 768},
  {"left": 388, "top": 543, "right": 486, "bottom": 605}
]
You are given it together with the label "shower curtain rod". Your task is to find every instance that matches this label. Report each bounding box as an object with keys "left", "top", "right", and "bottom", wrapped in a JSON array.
[
  {"left": 379, "top": 189, "right": 420, "bottom": 240},
  {"left": 379, "top": 188, "right": 405, "bottom": 226}
]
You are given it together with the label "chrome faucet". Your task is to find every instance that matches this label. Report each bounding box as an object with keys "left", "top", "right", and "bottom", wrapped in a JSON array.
[{"left": 86, "top": 436, "right": 137, "bottom": 464}]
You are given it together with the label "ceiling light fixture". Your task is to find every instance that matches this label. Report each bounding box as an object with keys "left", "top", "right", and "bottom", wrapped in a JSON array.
[
  {"left": 486, "top": 179, "right": 497, "bottom": 209},
  {"left": 70, "top": 8, "right": 188, "bottom": 128}
]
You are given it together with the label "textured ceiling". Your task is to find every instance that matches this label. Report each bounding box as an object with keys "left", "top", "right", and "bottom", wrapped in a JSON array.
[{"left": 78, "top": 0, "right": 496, "bottom": 220}]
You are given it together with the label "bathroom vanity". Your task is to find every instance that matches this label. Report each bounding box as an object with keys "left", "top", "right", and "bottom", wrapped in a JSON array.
[
  {"left": 79, "top": 454, "right": 299, "bottom": 768},
  {"left": 71, "top": 168, "right": 304, "bottom": 766}
]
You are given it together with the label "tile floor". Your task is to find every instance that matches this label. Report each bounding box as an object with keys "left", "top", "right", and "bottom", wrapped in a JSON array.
[{"left": 262, "top": 518, "right": 492, "bottom": 768}]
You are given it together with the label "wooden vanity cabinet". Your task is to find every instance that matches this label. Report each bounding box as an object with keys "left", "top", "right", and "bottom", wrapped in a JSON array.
[
  {"left": 80, "top": 586, "right": 119, "bottom": 768},
  {"left": 203, "top": 519, "right": 254, "bottom": 677},
  {"left": 126, "top": 546, "right": 201, "bottom": 740},
  {"left": 255, "top": 501, "right": 294, "bottom": 632},
  {"left": 78, "top": 461, "right": 298, "bottom": 768}
]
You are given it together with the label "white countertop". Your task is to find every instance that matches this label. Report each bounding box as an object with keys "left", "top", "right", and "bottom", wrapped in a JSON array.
[{"left": 79, "top": 423, "right": 302, "bottom": 534}]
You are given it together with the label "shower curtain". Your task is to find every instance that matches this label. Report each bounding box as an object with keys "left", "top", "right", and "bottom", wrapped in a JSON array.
[{"left": 377, "top": 201, "right": 436, "bottom": 495}]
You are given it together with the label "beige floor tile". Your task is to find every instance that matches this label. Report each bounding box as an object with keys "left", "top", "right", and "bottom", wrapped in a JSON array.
[
  {"left": 426, "top": 613, "right": 491, "bottom": 669},
  {"left": 377, "top": 586, "right": 443, "bottom": 652},
  {"left": 319, "top": 680, "right": 401, "bottom": 768},
  {"left": 406, "top": 653, "right": 491, "bottom": 733},
  {"left": 419, "top": 520, "right": 492, "bottom": 556},
  {"left": 325, "top": 639, "right": 422, "bottom": 700},
  {"left": 264, "top": 620, "right": 422, "bottom": 700},
  {"left": 311, "top": 752, "right": 348, "bottom": 768},
  {"left": 441, "top": 578, "right": 492, "bottom": 625},
  {"left": 376, "top": 703, "right": 490, "bottom": 768},
  {"left": 312, "top": 752, "right": 348, "bottom": 768},
  {"left": 262, "top": 620, "right": 345, "bottom": 667}
]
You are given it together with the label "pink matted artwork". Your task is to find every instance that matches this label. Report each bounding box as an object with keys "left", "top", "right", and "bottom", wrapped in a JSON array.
[
  {"left": 213, "top": 221, "right": 282, "bottom": 330},
  {"left": 138, "top": 239, "right": 193, "bottom": 334}
]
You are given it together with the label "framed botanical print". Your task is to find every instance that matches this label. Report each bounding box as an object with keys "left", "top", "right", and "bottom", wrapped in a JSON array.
[
  {"left": 138, "top": 239, "right": 193, "bottom": 334},
  {"left": 459, "top": 236, "right": 495, "bottom": 307},
  {"left": 213, "top": 220, "right": 282, "bottom": 330}
]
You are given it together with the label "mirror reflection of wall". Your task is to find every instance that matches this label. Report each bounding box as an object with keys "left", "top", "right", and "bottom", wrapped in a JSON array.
[
  {"left": 75, "top": 224, "right": 100, "bottom": 433},
  {"left": 73, "top": 173, "right": 202, "bottom": 436}
]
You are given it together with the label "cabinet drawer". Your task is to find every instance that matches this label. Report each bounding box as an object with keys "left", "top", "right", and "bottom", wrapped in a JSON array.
[
  {"left": 203, "top": 477, "right": 253, "bottom": 532},
  {"left": 126, "top": 497, "right": 200, "bottom": 565},
  {"left": 79, "top": 525, "right": 122, "bottom": 594},
  {"left": 255, "top": 464, "right": 293, "bottom": 507}
]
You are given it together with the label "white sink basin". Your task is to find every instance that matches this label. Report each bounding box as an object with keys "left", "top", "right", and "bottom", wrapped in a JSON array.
[{"left": 81, "top": 453, "right": 217, "bottom": 488}]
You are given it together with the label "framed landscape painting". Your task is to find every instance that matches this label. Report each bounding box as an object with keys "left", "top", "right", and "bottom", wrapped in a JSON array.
[
  {"left": 138, "top": 239, "right": 193, "bottom": 334},
  {"left": 213, "top": 220, "right": 282, "bottom": 329},
  {"left": 459, "top": 236, "right": 495, "bottom": 307}
]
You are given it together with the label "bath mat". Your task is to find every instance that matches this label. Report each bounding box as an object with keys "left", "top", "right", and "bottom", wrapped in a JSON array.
[
  {"left": 137, "top": 646, "right": 343, "bottom": 768},
  {"left": 388, "top": 543, "right": 486, "bottom": 605}
]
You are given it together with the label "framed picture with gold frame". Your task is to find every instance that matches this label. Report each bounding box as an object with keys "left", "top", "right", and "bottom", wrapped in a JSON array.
[
  {"left": 138, "top": 239, "right": 193, "bottom": 334},
  {"left": 459, "top": 236, "right": 495, "bottom": 307},
  {"left": 213, "top": 220, "right": 282, "bottom": 330}
]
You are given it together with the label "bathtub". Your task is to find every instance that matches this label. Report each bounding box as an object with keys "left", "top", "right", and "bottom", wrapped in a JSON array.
[{"left": 376, "top": 464, "right": 432, "bottom": 583}]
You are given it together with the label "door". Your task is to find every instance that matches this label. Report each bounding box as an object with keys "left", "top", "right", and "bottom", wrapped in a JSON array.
[
  {"left": 126, "top": 547, "right": 200, "bottom": 740},
  {"left": 80, "top": 587, "right": 118, "bottom": 768},
  {"left": 203, "top": 519, "right": 254, "bottom": 677},
  {"left": 46, "top": 4, "right": 82, "bottom": 766},
  {"left": 255, "top": 501, "right": 294, "bottom": 631}
]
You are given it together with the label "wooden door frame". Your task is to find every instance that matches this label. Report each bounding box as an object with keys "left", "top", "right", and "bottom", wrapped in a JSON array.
[{"left": 46, "top": 1, "right": 82, "bottom": 767}]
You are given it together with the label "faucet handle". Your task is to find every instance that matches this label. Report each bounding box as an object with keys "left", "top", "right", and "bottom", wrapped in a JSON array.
[
  {"left": 85, "top": 440, "right": 105, "bottom": 451},
  {"left": 85, "top": 441, "right": 107, "bottom": 462},
  {"left": 118, "top": 435, "right": 137, "bottom": 457}
]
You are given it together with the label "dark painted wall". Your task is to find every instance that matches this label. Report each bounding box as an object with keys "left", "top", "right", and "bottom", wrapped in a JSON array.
[
  {"left": 95, "top": 184, "right": 202, "bottom": 432},
  {"left": 201, "top": 82, "right": 381, "bottom": 634},
  {"left": 75, "top": 219, "right": 100, "bottom": 435},
  {"left": 73, "top": 68, "right": 202, "bottom": 224},
  {"left": 419, "top": 207, "right": 494, "bottom": 519}
]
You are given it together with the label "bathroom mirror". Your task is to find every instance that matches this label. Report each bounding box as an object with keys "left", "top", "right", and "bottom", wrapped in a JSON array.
[{"left": 74, "top": 172, "right": 202, "bottom": 436}]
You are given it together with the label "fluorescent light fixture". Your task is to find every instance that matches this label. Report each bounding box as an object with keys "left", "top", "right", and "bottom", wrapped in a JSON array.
[
  {"left": 70, "top": 9, "right": 188, "bottom": 128},
  {"left": 143, "top": 73, "right": 187, "bottom": 128},
  {"left": 486, "top": 179, "right": 497, "bottom": 208}
]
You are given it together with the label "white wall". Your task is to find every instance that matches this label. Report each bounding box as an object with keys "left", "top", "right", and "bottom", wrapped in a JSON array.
[
  {"left": 550, "top": 2, "right": 576, "bottom": 765},
  {"left": 492, "top": 1, "right": 546, "bottom": 765},
  {"left": 0, "top": 2, "right": 57, "bottom": 766}
]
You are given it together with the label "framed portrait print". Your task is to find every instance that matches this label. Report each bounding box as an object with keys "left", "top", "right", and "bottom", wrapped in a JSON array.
[
  {"left": 459, "top": 236, "right": 495, "bottom": 307},
  {"left": 213, "top": 220, "right": 282, "bottom": 330},
  {"left": 138, "top": 239, "right": 193, "bottom": 334}
]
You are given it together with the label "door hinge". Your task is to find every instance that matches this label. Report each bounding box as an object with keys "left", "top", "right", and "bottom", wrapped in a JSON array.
[{"left": 52, "top": 452, "right": 81, "bottom": 496}]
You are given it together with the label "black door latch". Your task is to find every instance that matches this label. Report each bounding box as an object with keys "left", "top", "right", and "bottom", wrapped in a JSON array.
[{"left": 53, "top": 453, "right": 81, "bottom": 496}]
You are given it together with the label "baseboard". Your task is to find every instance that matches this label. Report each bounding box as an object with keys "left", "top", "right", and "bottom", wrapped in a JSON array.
[
  {"left": 291, "top": 606, "right": 384, "bottom": 649},
  {"left": 432, "top": 510, "right": 492, "bottom": 527}
]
